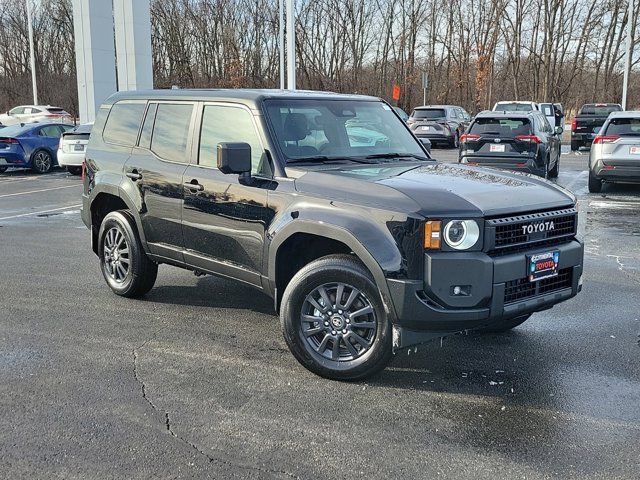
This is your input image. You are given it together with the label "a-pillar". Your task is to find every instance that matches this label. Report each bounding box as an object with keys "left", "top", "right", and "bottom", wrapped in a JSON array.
[
  {"left": 113, "top": 0, "right": 153, "bottom": 91},
  {"left": 72, "top": 0, "right": 117, "bottom": 124}
]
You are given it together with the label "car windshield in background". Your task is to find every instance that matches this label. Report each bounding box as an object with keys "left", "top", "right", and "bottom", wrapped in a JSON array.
[
  {"left": 470, "top": 117, "right": 531, "bottom": 136},
  {"left": 264, "top": 99, "right": 427, "bottom": 162},
  {"left": 412, "top": 109, "right": 446, "bottom": 119},
  {"left": 495, "top": 103, "right": 534, "bottom": 112},
  {"left": 605, "top": 118, "right": 640, "bottom": 136},
  {"left": 580, "top": 105, "right": 622, "bottom": 115}
]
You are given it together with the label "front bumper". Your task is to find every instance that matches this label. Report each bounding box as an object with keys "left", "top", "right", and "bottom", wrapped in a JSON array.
[{"left": 388, "top": 240, "right": 583, "bottom": 348}]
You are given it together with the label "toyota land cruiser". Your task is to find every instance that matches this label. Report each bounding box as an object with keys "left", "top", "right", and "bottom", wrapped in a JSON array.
[{"left": 82, "top": 89, "right": 584, "bottom": 380}]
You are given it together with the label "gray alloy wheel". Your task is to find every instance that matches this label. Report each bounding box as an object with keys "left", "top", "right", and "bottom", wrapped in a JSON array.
[
  {"left": 102, "top": 226, "right": 131, "bottom": 285},
  {"left": 32, "top": 150, "right": 53, "bottom": 174},
  {"left": 300, "top": 282, "right": 378, "bottom": 362}
]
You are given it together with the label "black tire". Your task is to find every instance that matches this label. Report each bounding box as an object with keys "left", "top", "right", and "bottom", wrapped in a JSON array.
[
  {"left": 31, "top": 149, "right": 53, "bottom": 174},
  {"left": 450, "top": 131, "right": 460, "bottom": 149},
  {"left": 475, "top": 314, "right": 532, "bottom": 333},
  {"left": 548, "top": 154, "right": 559, "bottom": 178},
  {"left": 280, "top": 254, "right": 393, "bottom": 381},
  {"left": 0, "top": 166, "right": 7, "bottom": 173},
  {"left": 98, "top": 210, "right": 158, "bottom": 298},
  {"left": 67, "top": 166, "right": 82, "bottom": 175},
  {"left": 570, "top": 140, "right": 579, "bottom": 151},
  {"left": 588, "top": 169, "right": 603, "bottom": 193}
]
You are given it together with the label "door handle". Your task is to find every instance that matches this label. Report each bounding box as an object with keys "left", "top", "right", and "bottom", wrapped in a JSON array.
[
  {"left": 183, "top": 180, "right": 204, "bottom": 192},
  {"left": 126, "top": 171, "right": 142, "bottom": 180}
]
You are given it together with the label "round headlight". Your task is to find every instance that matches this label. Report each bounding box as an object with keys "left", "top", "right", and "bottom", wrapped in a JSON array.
[{"left": 443, "top": 220, "right": 480, "bottom": 250}]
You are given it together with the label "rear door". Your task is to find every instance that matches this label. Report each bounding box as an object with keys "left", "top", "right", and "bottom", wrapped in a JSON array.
[
  {"left": 124, "top": 101, "right": 197, "bottom": 262},
  {"left": 463, "top": 117, "right": 536, "bottom": 162},
  {"left": 36, "top": 124, "right": 65, "bottom": 153},
  {"left": 181, "top": 102, "right": 274, "bottom": 287}
]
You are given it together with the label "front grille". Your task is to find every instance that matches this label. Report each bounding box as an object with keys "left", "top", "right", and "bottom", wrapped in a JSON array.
[
  {"left": 504, "top": 268, "right": 572, "bottom": 304},
  {"left": 486, "top": 207, "right": 577, "bottom": 253}
]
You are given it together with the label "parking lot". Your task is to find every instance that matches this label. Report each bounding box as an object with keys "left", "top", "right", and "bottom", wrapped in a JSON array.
[{"left": 1, "top": 150, "right": 639, "bottom": 479}]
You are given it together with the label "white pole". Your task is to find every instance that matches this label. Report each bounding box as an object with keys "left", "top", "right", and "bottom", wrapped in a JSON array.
[
  {"left": 26, "top": 0, "right": 38, "bottom": 105},
  {"left": 279, "top": 0, "right": 285, "bottom": 89},
  {"left": 622, "top": 0, "right": 635, "bottom": 109},
  {"left": 286, "top": 0, "right": 295, "bottom": 90}
]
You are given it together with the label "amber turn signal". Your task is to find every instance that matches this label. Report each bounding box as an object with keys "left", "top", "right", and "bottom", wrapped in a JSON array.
[{"left": 424, "top": 220, "right": 442, "bottom": 249}]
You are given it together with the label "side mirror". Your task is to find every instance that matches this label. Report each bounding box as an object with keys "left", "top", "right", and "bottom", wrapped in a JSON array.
[
  {"left": 217, "top": 142, "right": 251, "bottom": 175},
  {"left": 555, "top": 126, "right": 563, "bottom": 135}
]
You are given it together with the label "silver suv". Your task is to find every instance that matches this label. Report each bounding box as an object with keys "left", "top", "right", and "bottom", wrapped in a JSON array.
[{"left": 588, "top": 111, "right": 640, "bottom": 193}]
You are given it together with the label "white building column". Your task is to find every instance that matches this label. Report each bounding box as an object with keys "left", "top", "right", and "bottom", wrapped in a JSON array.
[
  {"left": 113, "top": 0, "right": 153, "bottom": 91},
  {"left": 72, "top": 0, "right": 117, "bottom": 124}
]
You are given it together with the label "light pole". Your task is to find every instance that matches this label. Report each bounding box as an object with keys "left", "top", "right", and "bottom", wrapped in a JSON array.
[
  {"left": 279, "top": 0, "right": 285, "bottom": 89},
  {"left": 622, "top": 0, "right": 635, "bottom": 109},
  {"left": 286, "top": 0, "right": 296, "bottom": 90},
  {"left": 26, "top": 0, "right": 38, "bottom": 105}
]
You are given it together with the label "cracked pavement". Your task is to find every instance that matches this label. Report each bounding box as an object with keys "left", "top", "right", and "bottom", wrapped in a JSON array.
[{"left": 1, "top": 153, "right": 639, "bottom": 479}]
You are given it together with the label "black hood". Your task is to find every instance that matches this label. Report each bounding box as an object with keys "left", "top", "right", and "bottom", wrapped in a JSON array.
[{"left": 290, "top": 162, "right": 575, "bottom": 218}]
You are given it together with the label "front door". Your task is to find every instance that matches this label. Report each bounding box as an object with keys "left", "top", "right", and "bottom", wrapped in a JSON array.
[
  {"left": 125, "top": 101, "right": 197, "bottom": 262},
  {"left": 181, "top": 103, "right": 275, "bottom": 287}
]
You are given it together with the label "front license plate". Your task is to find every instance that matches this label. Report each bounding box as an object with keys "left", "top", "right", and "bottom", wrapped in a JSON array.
[
  {"left": 630, "top": 146, "right": 640, "bottom": 155},
  {"left": 490, "top": 144, "right": 505, "bottom": 152},
  {"left": 421, "top": 126, "right": 431, "bottom": 131},
  {"left": 529, "top": 251, "right": 559, "bottom": 282},
  {"left": 74, "top": 144, "right": 85, "bottom": 151}
]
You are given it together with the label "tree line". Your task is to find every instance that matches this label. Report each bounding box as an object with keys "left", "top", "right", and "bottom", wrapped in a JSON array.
[{"left": 0, "top": 0, "right": 638, "bottom": 117}]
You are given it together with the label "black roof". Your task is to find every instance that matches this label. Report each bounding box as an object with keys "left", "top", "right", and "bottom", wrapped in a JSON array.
[
  {"left": 104, "top": 89, "right": 381, "bottom": 109},
  {"left": 474, "top": 110, "right": 540, "bottom": 119}
]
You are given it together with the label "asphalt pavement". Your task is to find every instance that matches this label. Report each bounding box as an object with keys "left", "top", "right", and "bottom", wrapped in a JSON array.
[{"left": 1, "top": 153, "right": 639, "bottom": 479}]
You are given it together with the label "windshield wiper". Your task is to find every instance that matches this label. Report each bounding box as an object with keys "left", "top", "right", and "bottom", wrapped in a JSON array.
[
  {"left": 287, "top": 155, "right": 378, "bottom": 165},
  {"left": 364, "top": 153, "right": 430, "bottom": 161}
]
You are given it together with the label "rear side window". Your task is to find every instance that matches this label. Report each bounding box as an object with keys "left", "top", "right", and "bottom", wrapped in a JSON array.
[
  {"left": 470, "top": 118, "right": 531, "bottom": 136},
  {"left": 412, "top": 109, "right": 446, "bottom": 119},
  {"left": 605, "top": 118, "right": 640, "bottom": 136},
  {"left": 38, "top": 125, "right": 62, "bottom": 137},
  {"left": 580, "top": 105, "right": 622, "bottom": 115},
  {"left": 150, "top": 103, "right": 194, "bottom": 163},
  {"left": 198, "top": 104, "right": 267, "bottom": 175},
  {"left": 103, "top": 102, "right": 146, "bottom": 146}
]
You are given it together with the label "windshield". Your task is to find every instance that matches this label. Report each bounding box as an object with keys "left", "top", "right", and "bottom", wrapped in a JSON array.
[
  {"left": 494, "top": 103, "right": 535, "bottom": 112},
  {"left": 264, "top": 99, "right": 427, "bottom": 162},
  {"left": 580, "top": 104, "right": 622, "bottom": 115},
  {"left": 605, "top": 118, "right": 640, "bottom": 136},
  {"left": 412, "top": 108, "right": 446, "bottom": 119},
  {"left": 470, "top": 117, "right": 531, "bottom": 136}
]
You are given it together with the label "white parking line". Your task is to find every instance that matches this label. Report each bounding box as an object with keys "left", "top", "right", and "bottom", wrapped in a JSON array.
[
  {"left": 0, "top": 204, "right": 82, "bottom": 221},
  {"left": 0, "top": 184, "right": 81, "bottom": 198}
]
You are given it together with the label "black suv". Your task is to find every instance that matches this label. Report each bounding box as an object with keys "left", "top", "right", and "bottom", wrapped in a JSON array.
[
  {"left": 459, "top": 110, "right": 562, "bottom": 178},
  {"left": 408, "top": 105, "right": 471, "bottom": 148},
  {"left": 82, "top": 90, "right": 583, "bottom": 380}
]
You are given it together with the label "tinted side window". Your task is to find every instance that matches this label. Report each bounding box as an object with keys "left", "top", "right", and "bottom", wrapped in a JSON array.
[
  {"left": 198, "top": 105, "right": 268, "bottom": 175},
  {"left": 150, "top": 103, "right": 194, "bottom": 163},
  {"left": 39, "top": 125, "right": 62, "bottom": 137},
  {"left": 103, "top": 102, "right": 146, "bottom": 146}
]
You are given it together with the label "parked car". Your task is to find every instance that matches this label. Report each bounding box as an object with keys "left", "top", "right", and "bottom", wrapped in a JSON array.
[
  {"left": 459, "top": 110, "right": 561, "bottom": 178},
  {"left": 588, "top": 111, "right": 640, "bottom": 192},
  {"left": 0, "top": 122, "right": 74, "bottom": 173},
  {"left": 407, "top": 105, "right": 471, "bottom": 148},
  {"left": 0, "top": 105, "right": 73, "bottom": 126},
  {"left": 493, "top": 101, "right": 539, "bottom": 112},
  {"left": 82, "top": 89, "right": 583, "bottom": 380},
  {"left": 493, "top": 101, "right": 564, "bottom": 133},
  {"left": 571, "top": 103, "right": 623, "bottom": 151},
  {"left": 393, "top": 106, "right": 409, "bottom": 122},
  {"left": 57, "top": 123, "right": 93, "bottom": 175}
]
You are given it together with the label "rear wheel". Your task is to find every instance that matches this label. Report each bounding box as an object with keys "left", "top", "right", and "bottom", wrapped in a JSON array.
[
  {"left": 475, "top": 314, "right": 532, "bottom": 333},
  {"left": 67, "top": 166, "right": 82, "bottom": 175},
  {"left": 98, "top": 211, "right": 158, "bottom": 298},
  {"left": 588, "top": 169, "right": 603, "bottom": 193},
  {"left": 548, "top": 154, "right": 559, "bottom": 178},
  {"left": 31, "top": 150, "right": 53, "bottom": 174},
  {"left": 280, "top": 254, "right": 392, "bottom": 381},
  {"left": 450, "top": 131, "right": 460, "bottom": 149},
  {"left": 570, "top": 140, "right": 580, "bottom": 151}
]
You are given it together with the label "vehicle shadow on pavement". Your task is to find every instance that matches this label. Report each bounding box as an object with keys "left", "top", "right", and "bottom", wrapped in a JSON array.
[{"left": 143, "top": 275, "right": 275, "bottom": 315}]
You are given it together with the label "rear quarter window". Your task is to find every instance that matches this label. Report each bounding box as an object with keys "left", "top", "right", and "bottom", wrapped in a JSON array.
[
  {"left": 102, "top": 101, "right": 146, "bottom": 146},
  {"left": 470, "top": 118, "right": 531, "bottom": 136}
]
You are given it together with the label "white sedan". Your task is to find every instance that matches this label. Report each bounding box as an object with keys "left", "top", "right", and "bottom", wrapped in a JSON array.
[{"left": 57, "top": 123, "right": 92, "bottom": 175}]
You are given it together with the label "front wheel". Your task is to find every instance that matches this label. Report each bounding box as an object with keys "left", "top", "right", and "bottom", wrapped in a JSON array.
[
  {"left": 280, "top": 254, "right": 392, "bottom": 381},
  {"left": 98, "top": 211, "right": 158, "bottom": 298}
]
